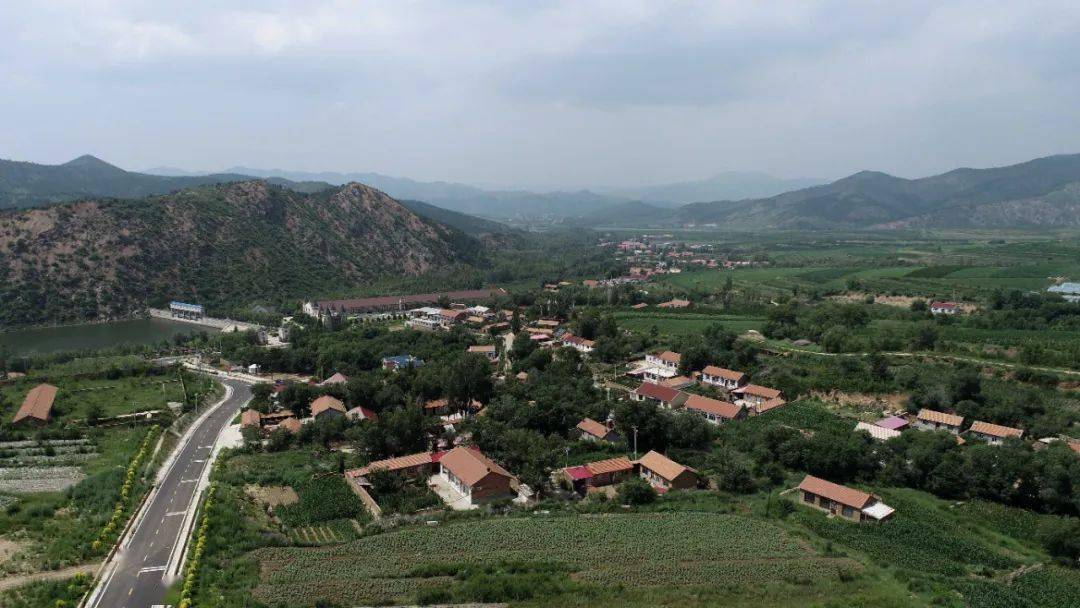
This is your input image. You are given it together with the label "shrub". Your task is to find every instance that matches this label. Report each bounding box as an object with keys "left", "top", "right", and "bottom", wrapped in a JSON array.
[{"left": 617, "top": 478, "right": 657, "bottom": 506}]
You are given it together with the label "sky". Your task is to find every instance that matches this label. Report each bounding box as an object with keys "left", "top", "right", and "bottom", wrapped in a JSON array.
[{"left": 3, "top": 0, "right": 1080, "bottom": 189}]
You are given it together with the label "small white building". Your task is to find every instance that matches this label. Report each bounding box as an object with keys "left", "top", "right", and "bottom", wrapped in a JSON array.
[
  {"left": 560, "top": 333, "right": 595, "bottom": 354},
  {"left": 645, "top": 351, "right": 681, "bottom": 371},
  {"left": 929, "top": 301, "right": 959, "bottom": 315},
  {"left": 968, "top": 421, "right": 1024, "bottom": 446},
  {"left": 700, "top": 366, "right": 746, "bottom": 391},
  {"left": 914, "top": 409, "right": 964, "bottom": 435}
]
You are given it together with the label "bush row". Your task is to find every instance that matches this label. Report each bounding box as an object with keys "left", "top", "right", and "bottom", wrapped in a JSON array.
[
  {"left": 179, "top": 481, "right": 217, "bottom": 608},
  {"left": 91, "top": 426, "right": 160, "bottom": 552}
]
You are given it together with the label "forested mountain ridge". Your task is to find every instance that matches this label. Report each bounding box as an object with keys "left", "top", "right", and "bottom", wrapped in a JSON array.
[
  {"left": 0, "top": 155, "right": 329, "bottom": 209},
  {"left": 0, "top": 181, "right": 487, "bottom": 327},
  {"left": 584, "top": 153, "right": 1080, "bottom": 229}
]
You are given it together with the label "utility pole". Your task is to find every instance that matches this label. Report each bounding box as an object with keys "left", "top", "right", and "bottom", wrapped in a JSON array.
[{"left": 631, "top": 425, "right": 639, "bottom": 459}]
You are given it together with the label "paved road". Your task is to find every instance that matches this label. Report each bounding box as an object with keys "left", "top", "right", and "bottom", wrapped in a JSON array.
[{"left": 89, "top": 378, "right": 251, "bottom": 608}]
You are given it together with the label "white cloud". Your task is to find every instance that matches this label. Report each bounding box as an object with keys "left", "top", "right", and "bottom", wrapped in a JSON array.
[{"left": 2, "top": 0, "right": 1079, "bottom": 186}]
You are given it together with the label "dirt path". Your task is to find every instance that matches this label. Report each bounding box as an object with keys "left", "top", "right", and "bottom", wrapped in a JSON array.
[{"left": 0, "top": 562, "right": 100, "bottom": 592}]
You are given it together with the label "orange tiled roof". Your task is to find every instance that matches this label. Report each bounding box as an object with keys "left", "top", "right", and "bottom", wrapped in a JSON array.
[
  {"left": 917, "top": 409, "right": 963, "bottom": 427},
  {"left": 683, "top": 394, "right": 743, "bottom": 419},
  {"left": 798, "top": 475, "right": 873, "bottom": 510},
  {"left": 310, "top": 395, "right": 346, "bottom": 416},
  {"left": 350, "top": 451, "right": 436, "bottom": 477},
  {"left": 969, "top": 420, "right": 1024, "bottom": 439},
  {"left": 12, "top": 384, "right": 57, "bottom": 424},
  {"left": 702, "top": 366, "right": 745, "bottom": 382},
  {"left": 657, "top": 351, "right": 681, "bottom": 364},
  {"left": 439, "top": 446, "right": 515, "bottom": 487},
  {"left": 636, "top": 450, "right": 694, "bottom": 482},
  {"left": 635, "top": 382, "right": 681, "bottom": 403},
  {"left": 736, "top": 384, "right": 782, "bottom": 399},
  {"left": 576, "top": 418, "right": 613, "bottom": 438},
  {"left": 586, "top": 456, "right": 633, "bottom": 475}
]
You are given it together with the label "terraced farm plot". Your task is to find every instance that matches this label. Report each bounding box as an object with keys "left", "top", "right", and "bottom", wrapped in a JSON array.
[
  {"left": 251, "top": 512, "right": 858, "bottom": 606},
  {"left": 0, "top": 466, "right": 85, "bottom": 493},
  {"left": 287, "top": 519, "right": 358, "bottom": 545}
]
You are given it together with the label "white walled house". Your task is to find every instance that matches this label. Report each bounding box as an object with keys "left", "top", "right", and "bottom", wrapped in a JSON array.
[
  {"left": 700, "top": 366, "right": 746, "bottom": 391},
  {"left": 915, "top": 409, "right": 964, "bottom": 435}
]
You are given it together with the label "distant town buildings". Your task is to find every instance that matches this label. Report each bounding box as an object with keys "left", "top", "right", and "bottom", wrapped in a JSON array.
[{"left": 303, "top": 288, "right": 508, "bottom": 319}]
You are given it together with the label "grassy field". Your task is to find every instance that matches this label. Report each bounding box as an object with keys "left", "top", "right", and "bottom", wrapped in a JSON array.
[{"left": 0, "top": 365, "right": 211, "bottom": 422}]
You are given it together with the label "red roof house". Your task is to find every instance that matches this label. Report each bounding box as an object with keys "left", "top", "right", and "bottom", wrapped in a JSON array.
[{"left": 12, "top": 384, "right": 57, "bottom": 425}]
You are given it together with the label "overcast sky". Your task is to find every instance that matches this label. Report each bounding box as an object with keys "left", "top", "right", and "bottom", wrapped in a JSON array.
[{"left": 3, "top": 1, "right": 1080, "bottom": 189}]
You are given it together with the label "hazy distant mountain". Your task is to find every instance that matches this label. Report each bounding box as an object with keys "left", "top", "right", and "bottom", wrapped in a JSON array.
[
  {"left": 140, "top": 166, "right": 205, "bottom": 177},
  {"left": 587, "top": 153, "right": 1080, "bottom": 230},
  {"left": 599, "top": 172, "right": 821, "bottom": 205},
  {"left": 0, "top": 155, "right": 331, "bottom": 208},
  {"left": 575, "top": 200, "right": 674, "bottom": 228},
  {"left": 398, "top": 199, "right": 513, "bottom": 235},
  {"left": 0, "top": 181, "right": 490, "bottom": 327},
  {"left": 226, "top": 166, "right": 627, "bottom": 219}
]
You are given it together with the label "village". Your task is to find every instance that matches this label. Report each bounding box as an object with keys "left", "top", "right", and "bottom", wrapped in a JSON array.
[
  {"left": 207, "top": 274, "right": 1073, "bottom": 529},
  {"left": 4, "top": 232, "right": 1080, "bottom": 608}
]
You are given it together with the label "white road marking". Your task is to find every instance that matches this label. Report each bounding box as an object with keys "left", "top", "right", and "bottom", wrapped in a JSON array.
[{"left": 138, "top": 565, "right": 167, "bottom": 574}]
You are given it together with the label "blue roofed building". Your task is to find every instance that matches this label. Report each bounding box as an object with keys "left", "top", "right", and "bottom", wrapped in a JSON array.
[{"left": 382, "top": 354, "right": 424, "bottom": 372}]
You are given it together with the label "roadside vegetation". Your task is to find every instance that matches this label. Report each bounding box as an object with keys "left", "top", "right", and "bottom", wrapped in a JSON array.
[{"left": 0, "top": 358, "right": 217, "bottom": 604}]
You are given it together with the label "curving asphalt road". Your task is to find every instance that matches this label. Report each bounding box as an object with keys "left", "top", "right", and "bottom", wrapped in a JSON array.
[{"left": 88, "top": 378, "right": 250, "bottom": 608}]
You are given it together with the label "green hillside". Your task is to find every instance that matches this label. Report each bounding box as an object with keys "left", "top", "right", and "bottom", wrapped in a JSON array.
[{"left": 0, "top": 181, "right": 487, "bottom": 326}]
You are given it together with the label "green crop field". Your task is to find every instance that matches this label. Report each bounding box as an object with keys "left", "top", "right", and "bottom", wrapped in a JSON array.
[
  {"left": 614, "top": 312, "right": 765, "bottom": 336},
  {"left": 648, "top": 232, "right": 1080, "bottom": 302},
  {"left": 793, "top": 488, "right": 1080, "bottom": 607},
  {"left": 250, "top": 512, "right": 863, "bottom": 607}
]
